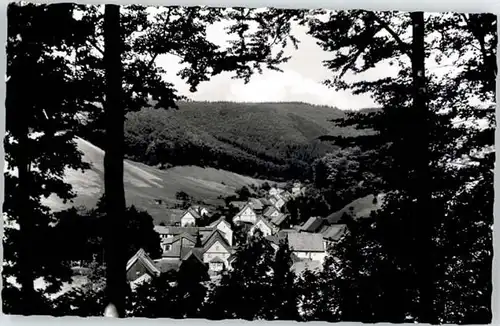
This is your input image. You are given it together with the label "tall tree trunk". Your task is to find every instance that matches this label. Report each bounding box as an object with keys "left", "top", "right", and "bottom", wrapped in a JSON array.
[
  {"left": 410, "top": 11, "right": 435, "bottom": 323},
  {"left": 8, "top": 58, "right": 38, "bottom": 314},
  {"left": 103, "top": 4, "right": 127, "bottom": 317}
]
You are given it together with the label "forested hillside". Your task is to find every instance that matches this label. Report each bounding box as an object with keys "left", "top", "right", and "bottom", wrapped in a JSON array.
[{"left": 115, "top": 101, "right": 367, "bottom": 180}]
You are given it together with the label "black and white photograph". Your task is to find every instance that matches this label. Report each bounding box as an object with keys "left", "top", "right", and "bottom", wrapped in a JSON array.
[{"left": 2, "top": 2, "right": 496, "bottom": 324}]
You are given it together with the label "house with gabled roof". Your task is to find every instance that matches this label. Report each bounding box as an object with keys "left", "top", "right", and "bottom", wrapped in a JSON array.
[
  {"left": 269, "top": 194, "right": 286, "bottom": 210},
  {"left": 287, "top": 232, "right": 326, "bottom": 264},
  {"left": 154, "top": 219, "right": 236, "bottom": 276},
  {"left": 180, "top": 207, "right": 202, "bottom": 227},
  {"left": 154, "top": 225, "right": 214, "bottom": 241},
  {"left": 249, "top": 216, "right": 275, "bottom": 237},
  {"left": 201, "top": 229, "right": 233, "bottom": 272},
  {"left": 271, "top": 213, "right": 289, "bottom": 228},
  {"left": 248, "top": 198, "right": 265, "bottom": 213},
  {"left": 160, "top": 232, "right": 197, "bottom": 259},
  {"left": 126, "top": 248, "right": 161, "bottom": 283},
  {"left": 320, "top": 224, "right": 347, "bottom": 247},
  {"left": 209, "top": 216, "right": 233, "bottom": 246},
  {"left": 300, "top": 216, "right": 325, "bottom": 233},
  {"left": 154, "top": 247, "right": 207, "bottom": 277},
  {"left": 259, "top": 197, "right": 273, "bottom": 207},
  {"left": 229, "top": 201, "right": 247, "bottom": 210},
  {"left": 263, "top": 206, "right": 281, "bottom": 219},
  {"left": 232, "top": 203, "right": 258, "bottom": 225},
  {"left": 181, "top": 247, "right": 206, "bottom": 266}
]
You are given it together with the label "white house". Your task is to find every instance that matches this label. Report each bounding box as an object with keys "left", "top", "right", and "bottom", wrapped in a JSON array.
[
  {"left": 232, "top": 203, "right": 258, "bottom": 225},
  {"left": 202, "top": 231, "right": 233, "bottom": 271},
  {"left": 180, "top": 208, "right": 202, "bottom": 227},
  {"left": 287, "top": 233, "right": 327, "bottom": 264},
  {"left": 209, "top": 217, "right": 234, "bottom": 246},
  {"left": 249, "top": 217, "right": 275, "bottom": 237}
]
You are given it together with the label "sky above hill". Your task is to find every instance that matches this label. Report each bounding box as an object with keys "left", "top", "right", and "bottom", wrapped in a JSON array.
[
  {"left": 152, "top": 10, "right": 474, "bottom": 111},
  {"left": 155, "top": 20, "right": 396, "bottom": 110}
]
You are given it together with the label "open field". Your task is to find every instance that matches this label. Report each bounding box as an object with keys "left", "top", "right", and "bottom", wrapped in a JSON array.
[{"left": 43, "top": 137, "right": 274, "bottom": 222}]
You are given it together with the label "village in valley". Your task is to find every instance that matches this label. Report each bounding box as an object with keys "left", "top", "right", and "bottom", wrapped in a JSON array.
[{"left": 126, "top": 182, "right": 348, "bottom": 287}]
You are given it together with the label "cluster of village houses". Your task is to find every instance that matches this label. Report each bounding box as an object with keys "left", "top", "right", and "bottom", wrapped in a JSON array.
[{"left": 126, "top": 183, "right": 348, "bottom": 287}]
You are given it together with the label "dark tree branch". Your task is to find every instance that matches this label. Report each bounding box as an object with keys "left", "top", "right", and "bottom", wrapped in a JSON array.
[
  {"left": 147, "top": 7, "right": 172, "bottom": 70},
  {"left": 460, "top": 14, "right": 489, "bottom": 67},
  {"left": 369, "top": 12, "right": 412, "bottom": 58},
  {"left": 87, "top": 39, "right": 104, "bottom": 57},
  {"left": 339, "top": 26, "right": 383, "bottom": 79}
]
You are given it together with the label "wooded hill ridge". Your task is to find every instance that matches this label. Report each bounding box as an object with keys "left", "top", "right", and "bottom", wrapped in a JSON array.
[{"left": 81, "top": 101, "right": 374, "bottom": 181}]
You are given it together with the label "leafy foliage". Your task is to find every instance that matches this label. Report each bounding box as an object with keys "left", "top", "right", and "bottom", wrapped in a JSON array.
[
  {"left": 3, "top": 2, "right": 96, "bottom": 314},
  {"left": 285, "top": 187, "right": 330, "bottom": 225},
  {"left": 304, "top": 10, "right": 495, "bottom": 324},
  {"left": 204, "top": 234, "right": 293, "bottom": 320}
]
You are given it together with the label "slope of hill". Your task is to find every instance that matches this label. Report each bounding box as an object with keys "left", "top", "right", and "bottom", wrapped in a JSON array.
[
  {"left": 325, "top": 193, "right": 386, "bottom": 224},
  {"left": 43, "top": 137, "right": 272, "bottom": 223},
  {"left": 116, "top": 101, "right": 365, "bottom": 181}
]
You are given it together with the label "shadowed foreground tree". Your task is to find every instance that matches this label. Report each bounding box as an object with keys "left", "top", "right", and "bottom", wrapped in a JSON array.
[
  {"left": 203, "top": 234, "right": 275, "bottom": 320},
  {"left": 172, "top": 255, "right": 210, "bottom": 318},
  {"left": 102, "top": 4, "right": 127, "bottom": 316},
  {"left": 305, "top": 10, "right": 495, "bottom": 323},
  {"left": 269, "top": 238, "right": 299, "bottom": 320},
  {"left": 204, "top": 234, "right": 299, "bottom": 320},
  {"left": 50, "top": 200, "right": 161, "bottom": 268},
  {"left": 124, "top": 258, "right": 208, "bottom": 318},
  {"left": 3, "top": 3, "right": 94, "bottom": 314}
]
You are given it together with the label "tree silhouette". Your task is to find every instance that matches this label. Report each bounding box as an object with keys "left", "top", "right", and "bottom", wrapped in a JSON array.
[
  {"left": 204, "top": 234, "right": 276, "bottom": 320},
  {"left": 4, "top": 3, "right": 94, "bottom": 314},
  {"left": 306, "top": 10, "right": 496, "bottom": 323}
]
